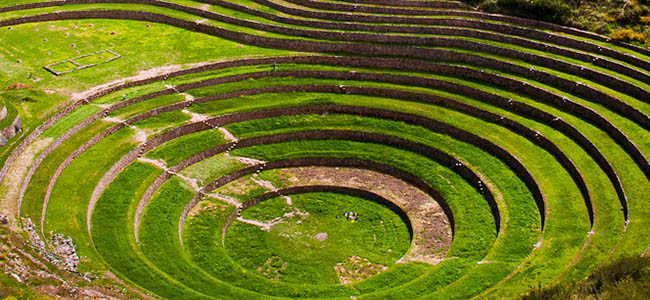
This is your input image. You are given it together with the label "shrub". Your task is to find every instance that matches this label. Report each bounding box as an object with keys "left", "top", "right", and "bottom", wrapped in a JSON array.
[
  {"left": 617, "top": 3, "right": 646, "bottom": 24},
  {"left": 477, "top": 0, "right": 500, "bottom": 13},
  {"left": 611, "top": 28, "right": 646, "bottom": 42},
  {"left": 496, "top": 0, "right": 571, "bottom": 23}
]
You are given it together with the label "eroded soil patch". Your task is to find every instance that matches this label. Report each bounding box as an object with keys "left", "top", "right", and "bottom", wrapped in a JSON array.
[{"left": 334, "top": 256, "right": 387, "bottom": 284}]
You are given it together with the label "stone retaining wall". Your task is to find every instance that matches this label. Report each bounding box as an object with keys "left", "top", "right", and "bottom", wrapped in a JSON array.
[
  {"left": 22, "top": 58, "right": 624, "bottom": 234},
  {"left": 301, "top": 0, "right": 468, "bottom": 8},
  {"left": 285, "top": 0, "right": 468, "bottom": 12},
  {"left": 0, "top": 105, "right": 7, "bottom": 122},
  {"left": 3, "top": 8, "right": 648, "bottom": 127},
  {"left": 254, "top": 0, "right": 650, "bottom": 68},
  {"left": 2, "top": 0, "right": 647, "bottom": 69},
  {"left": 187, "top": 157, "right": 451, "bottom": 247},
  {"left": 0, "top": 115, "right": 22, "bottom": 146}
]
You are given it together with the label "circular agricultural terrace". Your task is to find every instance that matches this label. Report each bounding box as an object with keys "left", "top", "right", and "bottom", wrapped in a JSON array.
[{"left": 0, "top": 0, "right": 649, "bottom": 299}]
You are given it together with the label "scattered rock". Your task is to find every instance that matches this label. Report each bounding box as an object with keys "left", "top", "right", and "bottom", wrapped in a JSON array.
[
  {"left": 314, "top": 232, "right": 328, "bottom": 241},
  {"left": 64, "top": 32, "right": 70, "bottom": 36},
  {"left": 110, "top": 32, "right": 116, "bottom": 35},
  {"left": 51, "top": 234, "right": 79, "bottom": 273},
  {"left": 88, "top": 24, "right": 94, "bottom": 28},
  {"left": 15, "top": 59, "right": 21, "bottom": 63},
  {"left": 237, "top": 44, "right": 243, "bottom": 48},
  {"left": 70, "top": 43, "right": 76, "bottom": 48},
  {"left": 0, "top": 215, "right": 8, "bottom": 225},
  {"left": 22, "top": 218, "right": 82, "bottom": 275},
  {"left": 256, "top": 256, "right": 287, "bottom": 280},
  {"left": 42, "top": 38, "right": 48, "bottom": 42},
  {"left": 334, "top": 256, "right": 387, "bottom": 284},
  {"left": 47, "top": 52, "right": 51, "bottom": 56},
  {"left": 23, "top": 218, "right": 46, "bottom": 251},
  {"left": 34, "top": 28, "right": 38, "bottom": 32},
  {"left": 5, "top": 83, "right": 32, "bottom": 90},
  {"left": 146, "top": 23, "right": 151, "bottom": 27}
]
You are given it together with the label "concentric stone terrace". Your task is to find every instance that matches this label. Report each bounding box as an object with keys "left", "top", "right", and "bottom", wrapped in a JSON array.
[{"left": 0, "top": 0, "right": 649, "bottom": 299}]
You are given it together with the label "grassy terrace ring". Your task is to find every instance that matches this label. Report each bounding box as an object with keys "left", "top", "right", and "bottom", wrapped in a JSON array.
[
  {"left": 222, "top": 186, "right": 417, "bottom": 285},
  {"left": 0, "top": 0, "right": 649, "bottom": 299}
]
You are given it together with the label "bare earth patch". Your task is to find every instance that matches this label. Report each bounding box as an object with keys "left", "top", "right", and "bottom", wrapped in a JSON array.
[
  {"left": 256, "top": 256, "right": 287, "bottom": 280},
  {"left": 69, "top": 61, "right": 215, "bottom": 102},
  {"left": 0, "top": 137, "right": 53, "bottom": 228},
  {"left": 214, "top": 175, "right": 265, "bottom": 197},
  {"left": 188, "top": 201, "right": 228, "bottom": 219},
  {"left": 334, "top": 256, "right": 387, "bottom": 284}
]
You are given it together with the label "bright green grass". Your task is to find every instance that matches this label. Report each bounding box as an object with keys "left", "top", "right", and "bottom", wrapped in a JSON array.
[
  {"left": 2, "top": 25, "right": 636, "bottom": 298},
  {"left": 209, "top": 0, "right": 650, "bottom": 87},
  {"left": 0, "top": 100, "right": 18, "bottom": 131},
  {"left": 225, "top": 113, "right": 541, "bottom": 259},
  {"left": 46, "top": 60, "right": 77, "bottom": 74},
  {"left": 0, "top": 1, "right": 642, "bottom": 298},
  {"left": 188, "top": 205, "right": 438, "bottom": 296},
  {"left": 214, "top": 173, "right": 270, "bottom": 201},
  {"left": 29, "top": 73, "right": 604, "bottom": 298},
  {"left": 168, "top": 72, "right": 628, "bottom": 268},
  {"left": 93, "top": 81, "right": 170, "bottom": 105},
  {"left": 223, "top": 113, "right": 556, "bottom": 298},
  {"left": 91, "top": 163, "right": 217, "bottom": 300},
  {"left": 73, "top": 50, "right": 119, "bottom": 66},
  {"left": 220, "top": 1, "right": 650, "bottom": 98},
  {"left": 5, "top": 0, "right": 649, "bottom": 110},
  {"left": 130, "top": 109, "right": 190, "bottom": 130},
  {"left": 172, "top": 137, "right": 493, "bottom": 298},
  {"left": 13, "top": 85, "right": 612, "bottom": 298},
  {"left": 179, "top": 154, "right": 247, "bottom": 186},
  {"left": 40, "top": 104, "right": 102, "bottom": 138},
  {"left": 0, "top": 16, "right": 293, "bottom": 168},
  {"left": 227, "top": 140, "right": 494, "bottom": 298},
  {"left": 137, "top": 178, "right": 252, "bottom": 299},
  {"left": 86, "top": 81, "right": 576, "bottom": 272},
  {"left": 145, "top": 128, "right": 227, "bottom": 166},
  {"left": 20, "top": 119, "right": 114, "bottom": 229},
  {"left": 108, "top": 94, "right": 186, "bottom": 120},
  {"left": 230, "top": 139, "right": 495, "bottom": 254},
  {"left": 139, "top": 174, "right": 365, "bottom": 298},
  {"left": 226, "top": 192, "right": 411, "bottom": 284},
  {"left": 0, "top": 18, "right": 286, "bottom": 120},
  {"left": 42, "top": 126, "right": 137, "bottom": 272},
  {"left": 220, "top": 104, "right": 589, "bottom": 298}
]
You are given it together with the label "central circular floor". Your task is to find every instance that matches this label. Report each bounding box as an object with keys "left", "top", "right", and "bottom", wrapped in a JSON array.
[{"left": 224, "top": 191, "right": 412, "bottom": 285}]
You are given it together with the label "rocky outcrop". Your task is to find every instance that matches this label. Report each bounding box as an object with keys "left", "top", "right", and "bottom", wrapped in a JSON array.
[{"left": 0, "top": 115, "right": 22, "bottom": 146}]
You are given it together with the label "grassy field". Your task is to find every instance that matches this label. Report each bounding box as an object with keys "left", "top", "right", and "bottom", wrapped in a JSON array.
[
  {"left": 226, "top": 192, "right": 412, "bottom": 284},
  {"left": 1, "top": 0, "right": 649, "bottom": 299}
]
